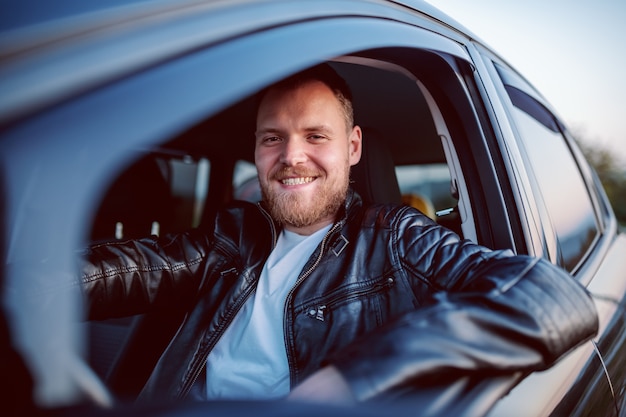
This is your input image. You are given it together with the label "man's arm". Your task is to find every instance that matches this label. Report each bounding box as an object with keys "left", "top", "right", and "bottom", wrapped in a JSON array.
[
  {"left": 293, "top": 210, "right": 598, "bottom": 404},
  {"left": 292, "top": 256, "right": 596, "bottom": 406},
  {"left": 81, "top": 229, "right": 216, "bottom": 320},
  {"left": 338, "top": 255, "right": 596, "bottom": 402}
]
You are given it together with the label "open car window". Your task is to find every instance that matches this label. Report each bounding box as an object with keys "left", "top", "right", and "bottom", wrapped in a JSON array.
[
  {"left": 83, "top": 50, "right": 511, "bottom": 399},
  {"left": 89, "top": 51, "right": 491, "bottom": 249}
]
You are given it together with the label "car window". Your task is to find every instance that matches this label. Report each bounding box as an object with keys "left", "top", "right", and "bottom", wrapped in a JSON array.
[
  {"left": 88, "top": 50, "right": 485, "bottom": 242},
  {"left": 396, "top": 164, "right": 454, "bottom": 220},
  {"left": 495, "top": 64, "right": 600, "bottom": 272}
]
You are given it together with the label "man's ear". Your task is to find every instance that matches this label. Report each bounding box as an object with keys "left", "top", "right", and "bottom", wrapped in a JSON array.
[{"left": 348, "top": 125, "right": 362, "bottom": 166}]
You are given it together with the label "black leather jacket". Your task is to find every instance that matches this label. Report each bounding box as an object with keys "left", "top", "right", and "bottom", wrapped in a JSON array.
[{"left": 82, "top": 189, "right": 598, "bottom": 404}]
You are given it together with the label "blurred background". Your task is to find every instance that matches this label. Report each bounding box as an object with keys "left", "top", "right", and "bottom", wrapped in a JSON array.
[{"left": 428, "top": 0, "right": 626, "bottom": 226}]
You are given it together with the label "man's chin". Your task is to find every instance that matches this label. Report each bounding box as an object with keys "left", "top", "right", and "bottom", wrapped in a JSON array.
[
  {"left": 270, "top": 204, "right": 312, "bottom": 227},
  {"left": 262, "top": 181, "right": 348, "bottom": 228}
]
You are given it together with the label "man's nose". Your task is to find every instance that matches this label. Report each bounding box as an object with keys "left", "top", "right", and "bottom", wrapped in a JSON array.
[{"left": 280, "top": 138, "right": 307, "bottom": 166}]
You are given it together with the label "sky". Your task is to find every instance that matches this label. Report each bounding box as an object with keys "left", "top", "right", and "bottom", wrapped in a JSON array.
[{"left": 426, "top": 0, "right": 626, "bottom": 164}]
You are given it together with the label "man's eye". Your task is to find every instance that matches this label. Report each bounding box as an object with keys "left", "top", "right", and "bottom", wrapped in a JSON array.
[{"left": 263, "top": 136, "right": 281, "bottom": 143}]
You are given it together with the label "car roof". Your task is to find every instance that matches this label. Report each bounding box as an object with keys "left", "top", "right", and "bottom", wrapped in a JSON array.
[
  {"left": 0, "top": 0, "right": 476, "bottom": 117},
  {"left": 0, "top": 0, "right": 155, "bottom": 32},
  {"left": 0, "top": 0, "right": 480, "bottom": 45},
  {"left": 0, "top": 0, "right": 500, "bottom": 168},
  {"left": 0, "top": 0, "right": 474, "bottom": 31}
]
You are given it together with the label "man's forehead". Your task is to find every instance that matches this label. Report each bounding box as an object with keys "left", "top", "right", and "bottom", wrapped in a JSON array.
[
  {"left": 255, "top": 79, "right": 353, "bottom": 137},
  {"left": 256, "top": 124, "right": 335, "bottom": 135},
  {"left": 267, "top": 78, "right": 335, "bottom": 101},
  {"left": 258, "top": 81, "right": 339, "bottom": 113}
]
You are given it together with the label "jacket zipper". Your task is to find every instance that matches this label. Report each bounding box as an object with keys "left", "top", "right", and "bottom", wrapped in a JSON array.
[
  {"left": 307, "top": 274, "right": 396, "bottom": 319},
  {"left": 179, "top": 279, "right": 257, "bottom": 398},
  {"left": 283, "top": 221, "right": 344, "bottom": 386},
  {"left": 179, "top": 205, "right": 278, "bottom": 398}
]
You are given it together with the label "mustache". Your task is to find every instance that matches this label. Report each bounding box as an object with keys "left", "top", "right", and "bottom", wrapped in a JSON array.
[{"left": 271, "top": 166, "right": 321, "bottom": 180}]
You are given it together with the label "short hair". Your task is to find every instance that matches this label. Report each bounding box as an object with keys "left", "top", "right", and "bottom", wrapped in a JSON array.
[{"left": 257, "top": 64, "right": 355, "bottom": 130}]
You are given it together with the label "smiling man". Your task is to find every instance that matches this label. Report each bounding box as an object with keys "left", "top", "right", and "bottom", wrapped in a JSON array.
[
  {"left": 81, "top": 64, "right": 598, "bottom": 407},
  {"left": 255, "top": 74, "right": 362, "bottom": 235}
]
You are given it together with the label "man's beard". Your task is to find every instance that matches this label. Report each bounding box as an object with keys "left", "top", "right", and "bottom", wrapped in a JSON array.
[{"left": 260, "top": 165, "right": 350, "bottom": 229}]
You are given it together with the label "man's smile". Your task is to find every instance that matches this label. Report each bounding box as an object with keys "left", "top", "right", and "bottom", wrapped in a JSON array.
[{"left": 280, "top": 177, "right": 316, "bottom": 186}]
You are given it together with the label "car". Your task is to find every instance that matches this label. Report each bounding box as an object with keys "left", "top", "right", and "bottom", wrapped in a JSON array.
[{"left": 1, "top": 1, "right": 625, "bottom": 416}]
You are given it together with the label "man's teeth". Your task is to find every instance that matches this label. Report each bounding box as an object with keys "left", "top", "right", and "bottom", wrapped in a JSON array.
[{"left": 281, "top": 177, "right": 314, "bottom": 186}]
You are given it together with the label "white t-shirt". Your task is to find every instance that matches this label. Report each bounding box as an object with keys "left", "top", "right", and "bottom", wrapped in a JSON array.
[{"left": 205, "top": 224, "right": 331, "bottom": 400}]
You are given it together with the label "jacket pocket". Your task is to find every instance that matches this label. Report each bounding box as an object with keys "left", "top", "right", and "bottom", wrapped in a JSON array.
[{"left": 301, "top": 273, "right": 398, "bottom": 327}]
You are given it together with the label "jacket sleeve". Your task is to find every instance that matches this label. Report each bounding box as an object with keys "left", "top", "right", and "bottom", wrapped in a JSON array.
[
  {"left": 81, "top": 229, "right": 221, "bottom": 320},
  {"left": 332, "top": 209, "right": 599, "bottom": 404}
]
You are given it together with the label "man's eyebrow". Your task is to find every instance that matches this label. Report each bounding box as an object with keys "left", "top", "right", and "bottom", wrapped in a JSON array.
[
  {"left": 303, "top": 125, "right": 334, "bottom": 134},
  {"left": 255, "top": 125, "right": 335, "bottom": 136},
  {"left": 255, "top": 127, "right": 282, "bottom": 136}
]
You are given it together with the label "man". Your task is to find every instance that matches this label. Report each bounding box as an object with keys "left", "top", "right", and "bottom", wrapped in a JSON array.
[{"left": 82, "top": 64, "right": 598, "bottom": 406}]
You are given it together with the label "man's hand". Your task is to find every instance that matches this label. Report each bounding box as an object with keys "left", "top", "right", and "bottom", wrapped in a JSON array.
[{"left": 286, "top": 365, "right": 356, "bottom": 406}]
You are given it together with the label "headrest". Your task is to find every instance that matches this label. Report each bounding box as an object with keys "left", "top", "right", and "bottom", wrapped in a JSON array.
[{"left": 350, "top": 128, "right": 402, "bottom": 204}]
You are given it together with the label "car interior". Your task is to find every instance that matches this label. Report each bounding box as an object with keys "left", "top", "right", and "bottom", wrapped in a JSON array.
[{"left": 85, "top": 50, "right": 482, "bottom": 400}]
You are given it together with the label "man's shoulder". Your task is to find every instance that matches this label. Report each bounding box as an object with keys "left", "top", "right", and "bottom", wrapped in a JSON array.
[
  {"left": 358, "top": 202, "right": 435, "bottom": 228},
  {"left": 223, "top": 199, "right": 262, "bottom": 213},
  {"left": 215, "top": 200, "right": 268, "bottom": 227},
  {"left": 210, "top": 200, "right": 274, "bottom": 243}
]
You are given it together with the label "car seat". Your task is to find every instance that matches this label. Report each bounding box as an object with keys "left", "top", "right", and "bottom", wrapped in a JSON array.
[{"left": 350, "top": 128, "right": 402, "bottom": 204}]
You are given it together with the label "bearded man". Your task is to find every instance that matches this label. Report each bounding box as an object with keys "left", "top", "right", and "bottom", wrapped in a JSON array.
[{"left": 81, "top": 64, "right": 598, "bottom": 407}]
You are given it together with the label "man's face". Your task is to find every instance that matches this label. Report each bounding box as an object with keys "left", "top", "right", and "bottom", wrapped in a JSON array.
[{"left": 255, "top": 80, "right": 362, "bottom": 235}]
